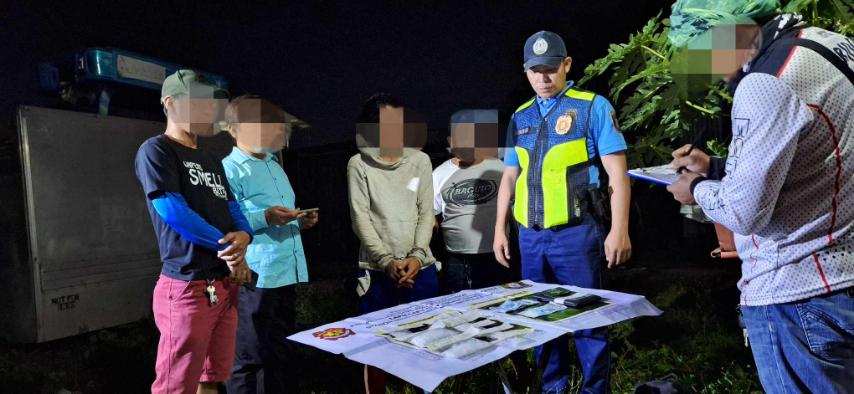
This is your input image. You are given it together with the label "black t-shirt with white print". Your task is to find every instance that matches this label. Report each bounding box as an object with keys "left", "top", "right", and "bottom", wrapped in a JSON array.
[{"left": 135, "top": 134, "right": 235, "bottom": 281}]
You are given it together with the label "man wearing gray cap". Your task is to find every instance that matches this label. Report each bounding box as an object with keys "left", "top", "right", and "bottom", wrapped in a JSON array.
[
  {"left": 135, "top": 70, "right": 253, "bottom": 394},
  {"left": 493, "top": 31, "right": 632, "bottom": 393}
]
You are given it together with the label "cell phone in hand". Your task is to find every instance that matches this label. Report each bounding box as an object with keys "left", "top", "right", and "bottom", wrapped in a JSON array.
[{"left": 297, "top": 208, "right": 319, "bottom": 214}]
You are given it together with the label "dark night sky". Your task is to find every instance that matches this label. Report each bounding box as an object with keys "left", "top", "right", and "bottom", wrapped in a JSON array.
[{"left": 1, "top": 1, "right": 671, "bottom": 145}]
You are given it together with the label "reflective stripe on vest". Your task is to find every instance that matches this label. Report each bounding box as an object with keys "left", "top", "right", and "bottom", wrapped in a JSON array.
[
  {"left": 513, "top": 139, "right": 589, "bottom": 228},
  {"left": 512, "top": 88, "right": 595, "bottom": 228},
  {"left": 541, "top": 138, "right": 589, "bottom": 228},
  {"left": 514, "top": 146, "right": 531, "bottom": 227}
]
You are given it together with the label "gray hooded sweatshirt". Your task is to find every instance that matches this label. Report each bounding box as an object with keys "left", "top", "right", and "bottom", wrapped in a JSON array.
[{"left": 347, "top": 146, "right": 438, "bottom": 285}]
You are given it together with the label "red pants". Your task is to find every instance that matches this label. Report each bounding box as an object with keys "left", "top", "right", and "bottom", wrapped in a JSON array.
[{"left": 151, "top": 274, "right": 238, "bottom": 394}]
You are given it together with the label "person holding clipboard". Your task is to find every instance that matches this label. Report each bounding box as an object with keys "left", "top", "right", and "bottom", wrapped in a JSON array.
[{"left": 665, "top": 1, "right": 854, "bottom": 391}]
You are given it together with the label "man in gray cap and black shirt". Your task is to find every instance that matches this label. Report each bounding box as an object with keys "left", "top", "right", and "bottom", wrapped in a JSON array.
[{"left": 494, "top": 31, "right": 632, "bottom": 393}]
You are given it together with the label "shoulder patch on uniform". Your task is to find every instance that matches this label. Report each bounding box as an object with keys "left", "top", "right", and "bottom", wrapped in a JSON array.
[
  {"left": 515, "top": 97, "right": 536, "bottom": 113},
  {"left": 564, "top": 89, "right": 595, "bottom": 101}
]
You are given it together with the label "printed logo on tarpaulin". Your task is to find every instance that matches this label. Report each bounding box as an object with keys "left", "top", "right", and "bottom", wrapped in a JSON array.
[{"left": 313, "top": 327, "right": 355, "bottom": 341}]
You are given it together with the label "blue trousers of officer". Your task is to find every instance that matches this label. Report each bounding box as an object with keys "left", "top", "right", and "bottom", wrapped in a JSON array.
[{"left": 519, "top": 215, "right": 610, "bottom": 394}]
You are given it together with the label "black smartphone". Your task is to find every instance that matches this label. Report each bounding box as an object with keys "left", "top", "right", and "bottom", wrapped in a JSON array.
[{"left": 561, "top": 294, "right": 602, "bottom": 308}]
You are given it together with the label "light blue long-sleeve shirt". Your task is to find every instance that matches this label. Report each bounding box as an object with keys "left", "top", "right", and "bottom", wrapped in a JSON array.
[{"left": 222, "top": 147, "right": 309, "bottom": 288}]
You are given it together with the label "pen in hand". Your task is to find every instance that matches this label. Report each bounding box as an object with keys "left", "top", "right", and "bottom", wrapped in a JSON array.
[{"left": 676, "top": 118, "right": 709, "bottom": 174}]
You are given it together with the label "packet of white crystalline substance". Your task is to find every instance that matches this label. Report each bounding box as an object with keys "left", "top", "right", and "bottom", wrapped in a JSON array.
[
  {"left": 431, "top": 311, "right": 483, "bottom": 328},
  {"left": 431, "top": 321, "right": 526, "bottom": 353},
  {"left": 517, "top": 302, "right": 566, "bottom": 318},
  {"left": 408, "top": 328, "right": 457, "bottom": 348},
  {"left": 440, "top": 327, "right": 532, "bottom": 358},
  {"left": 489, "top": 298, "right": 539, "bottom": 313},
  {"left": 441, "top": 338, "right": 493, "bottom": 358},
  {"left": 452, "top": 318, "right": 499, "bottom": 334},
  {"left": 426, "top": 321, "right": 509, "bottom": 352},
  {"left": 483, "top": 327, "right": 532, "bottom": 346},
  {"left": 385, "top": 323, "right": 430, "bottom": 342}
]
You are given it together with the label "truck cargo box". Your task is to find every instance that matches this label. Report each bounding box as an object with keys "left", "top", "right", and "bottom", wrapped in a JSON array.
[{"left": 0, "top": 105, "right": 236, "bottom": 342}]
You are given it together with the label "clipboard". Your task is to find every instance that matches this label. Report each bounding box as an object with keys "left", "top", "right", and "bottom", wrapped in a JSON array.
[{"left": 627, "top": 165, "right": 678, "bottom": 186}]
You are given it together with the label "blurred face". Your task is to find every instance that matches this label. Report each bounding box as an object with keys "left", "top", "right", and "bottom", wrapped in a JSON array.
[
  {"left": 379, "top": 105, "right": 405, "bottom": 156},
  {"left": 714, "top": 25, "right": 762, "bottom": 81},
  {"left": 449, "top": 122, "right": 499, "bottom": 163},
  {"left": 357, "top": 104, "right": 427, "bottom": 158},
  {"left": 167, "top": 96, "right": 227, "bottom": 136},
  {"left": 526, "top": 57, "right": 572, "bottom": 98},
  {"left": 232, "top": 122, "right": 286, "bottom": 154},
  {"left": 673, "top": 23, "right": 762, "bottom": 86}
]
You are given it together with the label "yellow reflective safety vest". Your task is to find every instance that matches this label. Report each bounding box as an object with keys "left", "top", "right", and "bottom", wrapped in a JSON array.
[{"left": 510, "top": 87, "right": 597, "bottom": 229}]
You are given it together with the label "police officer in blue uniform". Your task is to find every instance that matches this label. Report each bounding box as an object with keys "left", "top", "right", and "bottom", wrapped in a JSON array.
[{"left": 493, "top": 31, "right": 633, "bottom": 393}]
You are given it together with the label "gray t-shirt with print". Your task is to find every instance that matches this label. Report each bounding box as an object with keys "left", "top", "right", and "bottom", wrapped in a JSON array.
[{"left": 433, "top": 158, "right": 504, "bottom": 254}]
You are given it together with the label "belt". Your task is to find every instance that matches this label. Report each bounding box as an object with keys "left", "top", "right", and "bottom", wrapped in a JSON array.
[
  {"left": 525, "top": 188, "right": 606, "bottom": 232},
  {"left": 529, "top": 223, "right": 571, "bottom": 232},
  {"left": 528, "top": 218, "right": 592, "bottom": 232}
]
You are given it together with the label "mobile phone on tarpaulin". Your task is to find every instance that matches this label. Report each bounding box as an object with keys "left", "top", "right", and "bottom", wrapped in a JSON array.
[
  {"left": 558, "top": 294, "right": 602, "bottom": 308},
  {"left": 532, "top": 291, "right": 603, "bottom": 309}
]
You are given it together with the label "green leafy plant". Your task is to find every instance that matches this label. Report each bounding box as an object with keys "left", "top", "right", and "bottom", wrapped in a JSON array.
[
  {"left": 784, "top": 0, "right": 854, "bottom": 35},
  {"left": 580, "top": 0, "right": 853, "bottom": 167}
]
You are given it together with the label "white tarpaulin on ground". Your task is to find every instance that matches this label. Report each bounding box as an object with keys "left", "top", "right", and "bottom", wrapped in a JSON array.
[{"left": 288, "top": 281, "right": 662, "bottom": 392}]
